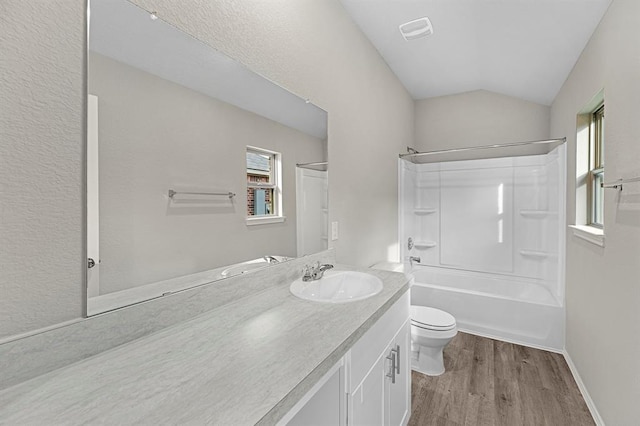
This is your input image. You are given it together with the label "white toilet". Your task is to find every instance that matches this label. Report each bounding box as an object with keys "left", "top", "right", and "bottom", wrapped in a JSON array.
[
  {"left": 370, "top": 261, "right": 457, "bottom": 376},
  {"left": 410, "top": 306, "right": 457, "bottom": 376}
]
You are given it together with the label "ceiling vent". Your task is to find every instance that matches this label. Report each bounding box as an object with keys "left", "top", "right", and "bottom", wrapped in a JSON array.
[{"left": 399, "top": 17, "right": 433, "bottom": 41}]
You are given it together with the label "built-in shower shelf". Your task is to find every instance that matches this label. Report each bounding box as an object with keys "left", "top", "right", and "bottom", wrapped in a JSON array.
[
  {"left": 519, "top": 210, "right": 554, "bottom": 218},
  {"left": 519, "top": 249, "right": 550, "bottom": 259},
  {"left": 414, "top": 208, "right": 437, "bottom": 215},
  {"left": 414, "top": 241, "right": 437, "bottom": 249}
]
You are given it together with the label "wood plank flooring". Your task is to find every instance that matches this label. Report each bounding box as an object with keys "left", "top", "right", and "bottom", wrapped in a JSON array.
[{"left": 409, "top": 332, "right": 595, "bottom": 426}]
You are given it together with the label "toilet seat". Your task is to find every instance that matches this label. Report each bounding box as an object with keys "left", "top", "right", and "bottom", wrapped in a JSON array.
[{"left": 411, "top": 306, "right": 456, "bottom": 331}]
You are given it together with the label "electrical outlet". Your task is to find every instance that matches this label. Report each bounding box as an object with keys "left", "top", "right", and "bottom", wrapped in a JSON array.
[{"left": 331, "top": 221, "right": 339, "bottom": 241}]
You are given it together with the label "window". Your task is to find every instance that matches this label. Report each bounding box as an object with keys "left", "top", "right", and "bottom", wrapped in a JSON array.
[
  {"left": 246, "top": 146, "right": 283, "bottom": 223},
  {"left": 588, "top": 104, "right": 604, "bottom": 227},
  {"left": 570, "top": 93, "right": 604, "bottom": 246}
]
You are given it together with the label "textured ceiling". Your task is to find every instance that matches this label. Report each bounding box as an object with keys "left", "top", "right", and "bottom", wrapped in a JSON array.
[{"left": 340, "top": 0, "right": 612, "bottom": 105}]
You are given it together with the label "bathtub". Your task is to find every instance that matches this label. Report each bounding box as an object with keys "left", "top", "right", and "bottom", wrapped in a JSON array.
[{"left": 408, "top": 265, "right": 565, "bottom": 351}]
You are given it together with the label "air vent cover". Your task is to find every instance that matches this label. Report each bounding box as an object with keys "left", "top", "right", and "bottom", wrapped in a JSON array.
[{"left": 399, "top": 17, "right": 433, "bottom": 41}]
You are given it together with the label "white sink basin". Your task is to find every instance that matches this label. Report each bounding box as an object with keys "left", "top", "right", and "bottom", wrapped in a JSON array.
[{"left": 290, "top": 270, "right": 383, "bottom": 303}]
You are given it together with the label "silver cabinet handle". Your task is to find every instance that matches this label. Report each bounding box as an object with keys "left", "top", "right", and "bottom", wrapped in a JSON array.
[
  {"left": 88, "top": 258, "right": 96, "bottom": 269},
  {"left": 392, "top": 344, "right": 400, "bottom": 374},
  {"left": 386, "top": 351, "right": 396, "bottom": 384}
]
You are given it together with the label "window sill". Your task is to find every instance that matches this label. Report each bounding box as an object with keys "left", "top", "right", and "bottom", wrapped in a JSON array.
[
  {"left": 569, "top": 225, "right": 605, "bottom": 247},
  {"left": 246, "top": 216, "right": 286, "bottom": 226}
]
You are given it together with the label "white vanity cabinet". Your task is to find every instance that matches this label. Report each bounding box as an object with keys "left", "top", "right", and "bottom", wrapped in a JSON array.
[
  {"left": 349, "top": 291, "right": 411, "bottom": 426},
  {"left": 280, "top": 290, "right": 410, "bottom": 426},
  {"left": 282, "top": 360, "right": 346, "bottom": 426},
  {"left": 385, "top": 322, "right": 411, "bottom": 426}
]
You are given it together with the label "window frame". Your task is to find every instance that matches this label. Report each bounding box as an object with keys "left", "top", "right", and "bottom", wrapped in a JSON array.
[
  {"left": 246, "top": 146, "right": 284, "bottom": 225},
  {"left": 587, "top": 103, "right": 605, "bottom": 228}
]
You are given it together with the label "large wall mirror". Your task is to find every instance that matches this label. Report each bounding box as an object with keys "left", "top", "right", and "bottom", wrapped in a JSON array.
[{"left": 87, "top": 0, "right": 328, "bottom": 315}]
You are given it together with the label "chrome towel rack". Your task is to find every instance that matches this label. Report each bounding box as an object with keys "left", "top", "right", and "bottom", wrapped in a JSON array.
[
  {"left": 600, "top": 176, "right": 640, "bottom": 191},
  {"left": 168, "top": 189, "right": 236, "bottom": 199}
]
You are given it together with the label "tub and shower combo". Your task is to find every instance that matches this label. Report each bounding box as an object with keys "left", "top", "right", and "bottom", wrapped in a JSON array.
[{"left": 399, "top": 139, "right": 566, "bottom": 351}]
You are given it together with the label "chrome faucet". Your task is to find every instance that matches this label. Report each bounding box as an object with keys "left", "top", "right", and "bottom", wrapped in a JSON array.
[
  {"left": 302, "top": 262, "right": 334, "bottom": 282},
  {"left": 409, "top": 256, "right": 421, "bottom": 267},
  {"left": 263, "top": 255, "right": 280, "bottom": 264}
]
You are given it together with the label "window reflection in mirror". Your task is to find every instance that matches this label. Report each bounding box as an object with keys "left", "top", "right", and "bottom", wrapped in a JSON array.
[{"left": 246, "top": 147, "right": 281, "bottom": 218}]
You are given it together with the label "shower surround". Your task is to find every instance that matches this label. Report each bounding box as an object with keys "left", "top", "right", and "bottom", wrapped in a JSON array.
[{"left": 400, "top": 142, "right": 566, "bottom": 350}]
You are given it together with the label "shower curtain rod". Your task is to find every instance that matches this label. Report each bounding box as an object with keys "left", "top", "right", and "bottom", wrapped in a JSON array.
[
  {"left": 296, "top": 161, "right": 328, "bottom": 167},
  {"left": 399, "top": 137, "right": 566, "bottom": 159}
]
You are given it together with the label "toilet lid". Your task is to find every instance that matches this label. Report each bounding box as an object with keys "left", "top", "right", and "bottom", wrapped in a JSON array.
[{"left": 411, "top": 306, "right": 456, "bottom": 331}]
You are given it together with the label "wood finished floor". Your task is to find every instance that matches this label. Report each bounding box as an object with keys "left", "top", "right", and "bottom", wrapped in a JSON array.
[{"left": 409, "top": 332, "right": 595, "bottom": 426}]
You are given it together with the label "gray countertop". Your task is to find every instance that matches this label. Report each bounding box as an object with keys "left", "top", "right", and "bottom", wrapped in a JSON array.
[{"left": 0, "top": 266, "right": 410, "bottom": 425}]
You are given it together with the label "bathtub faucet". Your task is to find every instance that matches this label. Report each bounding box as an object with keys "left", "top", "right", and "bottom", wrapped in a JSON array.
[
  {"left": 302, "top": 262, "right": 334, "bottom": 282},
  {"left": 263, "top": 255, "right": 280, "bottom": 264},
  {"left": 409, "top": 256, "right": 421, "bottom": 267}
]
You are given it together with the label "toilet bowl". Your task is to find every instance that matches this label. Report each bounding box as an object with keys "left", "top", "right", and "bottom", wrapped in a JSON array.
[
  {"left": 410, "top": 306, "right": 457, "bottom": 376},
  {"left": 369, "top": 261, "right": 457, "bottom": 376}
]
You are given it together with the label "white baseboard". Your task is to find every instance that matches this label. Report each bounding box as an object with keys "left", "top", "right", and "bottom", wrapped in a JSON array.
[{"left": 562, "top": 350, "right": 605, "bottom": 426}]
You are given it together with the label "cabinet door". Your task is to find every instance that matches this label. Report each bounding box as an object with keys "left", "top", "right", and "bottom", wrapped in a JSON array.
[
  {"left": 386, "top": 321, "right": 411, "bottom": 426},
  {"left": 348, "top": 292, "right": 411, "bottom": 426},
  {"left": 351, "top": 354, "right": 385, "bottom": 426},
  {"left": 280, "top": 360, "right": 346, "bottom": 426},
  {"left": 286, "top": 366, "right": 343, "bottom": 426}
]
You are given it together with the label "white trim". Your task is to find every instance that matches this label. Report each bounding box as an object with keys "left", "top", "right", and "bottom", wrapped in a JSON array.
[
  {"left": 296, "top": 167, "right": 304, "bottom": 256},
  {"left": 246, "top": 215, "right": 286, "bottom": 226},
  {"left": 569, "top": 225, "right": 605, "bottom": 247},
  {"left": 563, "top": 350, "right": 605, "bottom": 426},
  {"left": 247, "top": 145, "right": 279, "bottom": 156},
  {"left": 87, "top": 94, "right": 100, "bottom": 298}
]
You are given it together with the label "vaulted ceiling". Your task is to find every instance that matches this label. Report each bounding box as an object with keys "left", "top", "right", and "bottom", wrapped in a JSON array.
[{"left": 340, "top": 0, "right": 612, "bottom": 105}]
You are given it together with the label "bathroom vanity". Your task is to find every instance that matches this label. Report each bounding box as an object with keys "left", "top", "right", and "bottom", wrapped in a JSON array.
[
  {"left": 283, "top": 289, "right": 410, "bottom": 425},
  {"left": 0, "top": 260, "right": 411, "bottom": 425}
]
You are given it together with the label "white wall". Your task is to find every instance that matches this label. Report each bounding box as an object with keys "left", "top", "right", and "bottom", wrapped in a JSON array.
[
  {"left": 0, "top": 0, "right": 413, "bottom": 339},
  {"left": 0, "top": 1, "right": 86, "bottom": 340},
  {"left": 550, "top": 0, "right": 640, "bottom": 423},
  {"left": 90, "top": 53, "right": 324, "bottom": 295},
  {"left": 415, "top": 90, "right": 550, "bottom": 151}
]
